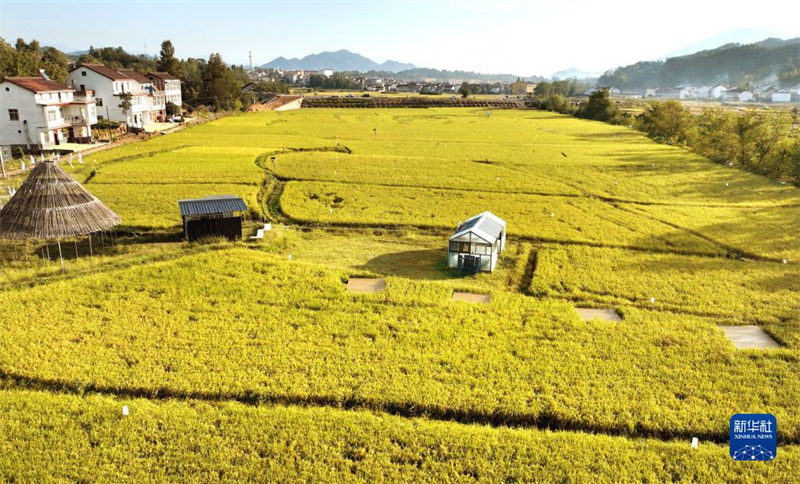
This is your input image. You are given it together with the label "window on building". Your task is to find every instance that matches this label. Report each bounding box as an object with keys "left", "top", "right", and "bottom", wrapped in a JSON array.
[
  {"left": 470, "top": 244, "right": 491, "bottom": 256},
  {"left": 449, "top": 241, "right": 470, "bottom": 253},
  {"left": 81, "top": 71, "right": 87, "bottom": 76},
  {"left": 8, "top": 109, "right": 19, "bottom": 121},
  {"left": 96, "top": 97, "right": 103, "bottom": 106},
  {"left": 47, "top": 110, "right": 57, "bottom": 122}
]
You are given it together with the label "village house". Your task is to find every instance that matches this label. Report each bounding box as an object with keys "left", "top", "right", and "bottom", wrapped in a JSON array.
[
  {"left": 510, "top": 80, "right": 536, "bottom": 96},
  {"left": 67, "top": 64, "right": 134, "bottom": 125},
  {"left": 0, "top": 72, "right": 97, "bottom": 154},
  {"left": 772, "top": 90, "right": 792, "bottom": 103},
  {"left": 710, "top": 85, "right": 728, "bottom": 99},
  {"left": 66, "top": 64, "right": 181, "bottom": 128},
  {"left": 694, "top": 86, "right": 711, "bottom": 98},
  {"left": 723, "top": 88, "right": 754, "bottom": 102},
  {"left": 120, "top": 70, "right": 166, "bottom": 123},
  {"left": 654, "top": 87, "right": 693, "bottom": 99},
  {"left": 146, "top": 71, "right": 182, "bottom": 112}
]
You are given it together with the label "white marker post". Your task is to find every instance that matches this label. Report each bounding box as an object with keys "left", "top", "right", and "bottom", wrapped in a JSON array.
[
  {"left": 691, "top": 437, "right": 698, "bottom": 449},
  {"left": 78, "top": 152, "right": 83, "bottom": 164},
  {"left": 0, "top": 148, "right": 5, "bottom": 178},
  {"left": 122, "top": 405, "right": 129, "bottom": 416}
]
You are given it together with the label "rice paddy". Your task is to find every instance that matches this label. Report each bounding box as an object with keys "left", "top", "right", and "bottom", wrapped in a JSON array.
[{"left": 1, "top": 108, "right": 798, "bottom": 480}]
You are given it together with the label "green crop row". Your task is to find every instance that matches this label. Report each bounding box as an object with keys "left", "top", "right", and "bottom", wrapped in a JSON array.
[{"left": 1, "top": 248, "right": 798, "bottom": 441}]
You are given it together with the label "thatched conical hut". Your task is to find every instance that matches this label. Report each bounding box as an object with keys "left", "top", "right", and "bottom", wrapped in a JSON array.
[{"left": 0, "top": 161, "right": 120, "bottom": 241}]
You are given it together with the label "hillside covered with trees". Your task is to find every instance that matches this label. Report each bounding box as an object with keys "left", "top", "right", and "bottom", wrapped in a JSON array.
[{"left": 599, "top": 38, "right": 800, "bottom": 88}]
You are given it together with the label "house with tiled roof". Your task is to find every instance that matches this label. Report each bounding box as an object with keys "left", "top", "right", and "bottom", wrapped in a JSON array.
[
  {"left": 147, "top": 71, "right": 182, "bottom": 115},
  {"left": 119, "top": 69, "right": 166, "bottom": 123},
  {"left": 0, "top": 71, "right": 97, "bottom": 153},
  {"left": 67, "top": 63, "right": 174, "bottom": 127}
]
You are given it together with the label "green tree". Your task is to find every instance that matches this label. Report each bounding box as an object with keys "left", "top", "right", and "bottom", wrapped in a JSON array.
[
  {"left": 576, "top": 89, "right": 622, "bottom": 123},
  {"left": 636, "top": 101, "right": 693, "bottom": 145},
  {"left": 157, "top": 40, "right": 179, "bottom": 75},
  {"left": 202, "top": 53, "right": 241, "bottom": 110},
  {"left": 118, "top": 92, "right": 132, "bottom": 119}
]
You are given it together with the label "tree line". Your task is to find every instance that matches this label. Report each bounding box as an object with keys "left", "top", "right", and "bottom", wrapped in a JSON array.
[
  {"left": 530, "top": 83, "right": 800, "bottom": 185},
  {"left": 637, "top": 100, "right": 800, "bottom": 184},
  {"left": 598, "top": 39, "right": 800, "bottom": 89},
  {"left": 0, "top": 37, "right": 281, "bottom": 112}
]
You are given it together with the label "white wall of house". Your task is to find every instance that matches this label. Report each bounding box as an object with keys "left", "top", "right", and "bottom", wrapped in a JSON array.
[
  {"left": 67, "top": 68, "right": 129, "bottom": 124},
  {"left": 711, "top": 86, "right": 727, "bottom": 98},
  {"left": 694, "top": 86, "right": 711, "bottom": 98},
  {"left": 63, "top": 91, "right": 97, "bottom": 139},
  {"left": 0, "top": 82, "right": 72, "bottom": 149},
  {"left": 772, "top": 91, "right": 792, "bottom": 103},
  {"left": 163, "top": 80, "right": 182, "bottom": 106}
]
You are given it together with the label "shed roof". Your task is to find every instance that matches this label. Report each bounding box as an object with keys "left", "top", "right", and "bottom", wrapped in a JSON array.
[
  {"left": 450, "top": 211, "right": 506, "bottom": 243},
  {"left": 178, "top": 195, "right": 247, "bottom": 217}
]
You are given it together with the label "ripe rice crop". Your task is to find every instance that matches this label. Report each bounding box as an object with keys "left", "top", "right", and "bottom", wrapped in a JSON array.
[
  {"left": 1, "top": 388, "right": 798, "bottom": 482},
  {"left": 530, "top": 244, "right": 799, "bottom": 327},
  {"left": 1, "top": 248, "right": 799, "bottom": 442},
  {"left": 281, "top": 181, "right": 724, "bottom": 254},
  {"left": 624, "top": 203, "right": 800, "bottom": 261}
]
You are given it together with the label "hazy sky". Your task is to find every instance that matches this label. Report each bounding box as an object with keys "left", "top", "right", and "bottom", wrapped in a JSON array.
[{"left": 2, "top": 0, "right": 799, "bottom": 76}]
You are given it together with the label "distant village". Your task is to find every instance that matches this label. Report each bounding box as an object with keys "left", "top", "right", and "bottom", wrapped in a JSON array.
[
  {"left": 249, "top": 67, "right": 800, "bottom": 103},
  {"left": 5, "top": 60, "right": 800, "bottom": 160}
]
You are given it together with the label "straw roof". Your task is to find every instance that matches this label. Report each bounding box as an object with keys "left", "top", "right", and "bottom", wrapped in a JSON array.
[{"left": 0, "top": 161, "right": 121, "bottom": 240}]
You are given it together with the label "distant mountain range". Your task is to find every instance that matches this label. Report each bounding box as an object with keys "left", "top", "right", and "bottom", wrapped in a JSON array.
[
  {"left": 550, "top": 67, "right": 602, "bottom": 80},
  {"left": 261, "top": 49, "right": 416, "bottom": 73},
  {"left": 599, "top": 37, "right": 800, "bottom": 89},
  {"left": 660, "top": 28, "right": 784, "bottom": 59}
]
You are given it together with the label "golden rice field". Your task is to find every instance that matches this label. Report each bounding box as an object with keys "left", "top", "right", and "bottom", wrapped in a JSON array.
[{"left": 1, "top": 108, "right": 798, "bottom": 480}]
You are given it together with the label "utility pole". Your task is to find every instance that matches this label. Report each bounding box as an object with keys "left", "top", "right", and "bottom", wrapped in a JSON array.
[{"left": 249, "top": 50, "right": 253, "bottom": 72}]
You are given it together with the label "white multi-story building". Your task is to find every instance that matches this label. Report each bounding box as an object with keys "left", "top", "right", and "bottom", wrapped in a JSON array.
[
  {"left": 0, "top": 74, "right": 96, "bottom": 153},
  {"left": 654, "top": 87, "right": 693, "bottom": 99},
  {"left": 67, "top": 63, "right": 180, "bottom": 128},
  {"left": 66, "top": 63, "right": 140, "bottom": 126},
  {"left": 147, "top": 71, "right": 182, "bottom": 113},
  {"left": 120, "top": 69, "right": 165, "bottom": 124}
]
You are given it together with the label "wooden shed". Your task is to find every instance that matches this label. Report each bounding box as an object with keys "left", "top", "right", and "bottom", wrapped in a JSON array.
[
  {"left": 448, "top": 211, "right": 506, "bottom": 273},
  {"left": 178, "top": 195, "right": 247, "bottom": 241}
]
